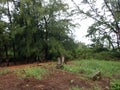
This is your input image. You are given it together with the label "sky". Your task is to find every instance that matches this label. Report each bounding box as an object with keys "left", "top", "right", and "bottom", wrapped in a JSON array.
[
  {"left": 63, "top": 0, "right": 93, "bottom": 44},
  {"left": 74, "top": 18, "right": 94, "bottom": 44},
  {"left": 64, "top": 0, "right": 103, "bottom": 44}
]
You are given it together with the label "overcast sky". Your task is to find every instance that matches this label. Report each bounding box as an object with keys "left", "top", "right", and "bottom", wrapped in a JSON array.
[
  {"left": 63, "top": 0, "right": 92, "bottom": 44},
  {"left": 64, "top": 0, "right": 103, "bottom": 44}
]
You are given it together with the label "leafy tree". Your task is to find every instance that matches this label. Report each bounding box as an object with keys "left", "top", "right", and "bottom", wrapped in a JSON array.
[
  {"left": 0, "top": 0, "right": 78, "bottom": 65},
  {"left": 71, "top": 0, "right": 120, "bottom": 50}
]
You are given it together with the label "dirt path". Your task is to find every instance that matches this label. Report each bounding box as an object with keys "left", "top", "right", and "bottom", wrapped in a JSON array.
[{"left": 0, "top": 62, "right": 110, "bottom": 90}]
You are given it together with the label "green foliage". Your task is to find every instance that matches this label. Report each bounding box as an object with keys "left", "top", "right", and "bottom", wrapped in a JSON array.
[
  {"left": 64, "top": 59, "right": 120, "bottom": 77},
  {"left": 0, "top": 0, "right": 78, "bottom": 63},
  {"left": 64, "top": 65, "right": 84, "bottom": 73},
  {"left": 70, "top": 86, "right": 84, "bottom": 90},
  {"left": 93, "top": 51, "right": 113, "bottom": 60},
  {"left": 76, "top": 42, "right": 120, "bottom": 60},
  {"left": 15, "top": 67, "right": 47, "bottom": 79},
  {"left": 72, "top": 0, "right": 120, "bottom": 50},
  {"left": 0, "top": 69, "right": 9, "bottom": 75},
  {"left": 110, "top": 79, "right": 120, "bottom": 90}
]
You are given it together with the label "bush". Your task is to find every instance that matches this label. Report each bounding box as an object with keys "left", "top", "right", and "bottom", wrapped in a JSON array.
[
  {"left": 93, "top": 51, "right": 113, "bottom": 60},
  {"left": 78, "top": 49, "right": 119, "bottom": 60}
]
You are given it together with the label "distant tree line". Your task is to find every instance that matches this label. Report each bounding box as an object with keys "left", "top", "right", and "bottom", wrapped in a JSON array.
[{"left": 71, "top": 0, "right": 120, "bottom": 60}]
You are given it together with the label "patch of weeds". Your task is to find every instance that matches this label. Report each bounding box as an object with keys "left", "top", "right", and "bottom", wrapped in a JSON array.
[
  {"left": 64, "top": 64, "right": 97, "bottom": 79},
  {"left": 110, "top": 79, "right": 120, "bottom": 90},
  {"left": 64, "top": 65, "right": 85, "bottom": 74},
  {"left": 70, "top": 86, "right": 84, "bottom": 90},
  {"left": 15, "top": 67, "right": 47, "bottom": 79},
  {"left": 92, "top": 85, "right": 101, "bottom": 90},
  {"left": 64, "top": 59, "right": 120, "bottom": 78},
  {"left": 79, "top": 75, "right": 87, "bottom": 80},
  {"left": 0, "top": 69, "right": 9, "bottom": 75},
  {"left": 70, "top": 85, "right": 101, "bottom": 90}
]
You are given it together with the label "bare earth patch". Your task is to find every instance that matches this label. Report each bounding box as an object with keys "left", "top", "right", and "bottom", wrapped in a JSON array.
[{"left": 0, "top": 62, "right": 110, "bottom": 90}]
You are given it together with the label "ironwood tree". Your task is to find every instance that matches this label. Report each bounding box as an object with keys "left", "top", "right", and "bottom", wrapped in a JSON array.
[
  {"left": 71, "top": 0, "right": 120, "bottom": 50},
  {"left": 0, "top": 0, "right": 78, "bottom": 65}
]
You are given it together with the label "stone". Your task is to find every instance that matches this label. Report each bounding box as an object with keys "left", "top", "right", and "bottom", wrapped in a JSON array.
[
  {"left": 92, "top": 71, "right": 101, "bottom": 81},
  {"left": 61, "top": 56, "right": 65, "bottom": 64},
  {"left": 56, "top": 57, "right": 64, "bottom": 69}
]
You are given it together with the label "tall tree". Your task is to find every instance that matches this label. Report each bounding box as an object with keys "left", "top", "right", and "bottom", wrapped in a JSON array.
[
  {"left": 0, "top": 0, "right": 77, "bottom": 64},
  {"left": 71, "top": 0, "right": 120, "bottom": 50}
]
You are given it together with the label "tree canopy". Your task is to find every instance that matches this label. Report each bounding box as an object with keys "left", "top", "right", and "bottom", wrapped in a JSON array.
[
  {"left": 72, "top": 0, "right": 120, "bottom": 50},
  {"left": 0, "top": 0, "right": 78, "bottom": 65}
]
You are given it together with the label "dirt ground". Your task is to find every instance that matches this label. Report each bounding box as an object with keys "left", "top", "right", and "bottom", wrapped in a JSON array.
[{"left": 0, "top": 62, "right": 110, "bottom": 90}]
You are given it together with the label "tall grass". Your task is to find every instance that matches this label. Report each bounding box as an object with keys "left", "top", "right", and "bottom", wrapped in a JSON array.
[
  {"left": 70, "top": 86, "right": 84, "bottom": 90},
  {"left": 64, "top": 59, "right": 120, "bottom": 90},
  {"left": 0, "top": 68, "right": 9, "bottom": 75},
  {"left": 64, "top": 59, "right": 120, "bottom": 77},
  {"left": 15, "top": 67, "right": 47, "bottom": 79},
  {"left": 110, "top": 79, "right": 120, "bottom": 90}
]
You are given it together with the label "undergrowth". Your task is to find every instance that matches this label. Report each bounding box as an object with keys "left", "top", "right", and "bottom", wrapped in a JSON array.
[
  {"left": 110, "top": 79, "right": 120, "bottom": 90},
  {"left": 64, "top": 59, "right": 120, "bottom": 77},
  {"left": 64, "top": 59, "right": 120, "bottom": 90},
  {"left": 15, "top": 66, "right": 47, "bottom": 79},
  {"left": 0, "top": 68, "right": 9, "bottom": 75}
]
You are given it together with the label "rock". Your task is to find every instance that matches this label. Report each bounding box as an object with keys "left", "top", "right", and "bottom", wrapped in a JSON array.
[
  {"left": 70, "top": 79, "right": 74, "bottom": 84},
  {"left": 92, "top": 71, "right": 101, "bottom": 81},
  {"left": 56, "top": 64, "right": 64, "bottom": 69},
  {"left": 26, "top": 84, "right": 29, "bottom": 87},
  {"left": 61, "top": 56, "right": 65, "bottom": 64},
  {"left": 57, "top": 57, "right": 61, "bottom": 65},
  {"left": 55, "top": 56, "right": 66, "bottom": 69}
]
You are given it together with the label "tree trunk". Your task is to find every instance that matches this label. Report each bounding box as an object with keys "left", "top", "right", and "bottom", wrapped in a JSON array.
[
  {"left": 12, "top": 42, "right": 16, "bottom": 65},
  {"left": 116, "top": 28, "right": 120, "bottom": 50},
  {"left": 44, "top": 16, "right": 49, "bottom": 60},
  {"left": 4, "top": 44, "right": 9, "bottom": 66}
]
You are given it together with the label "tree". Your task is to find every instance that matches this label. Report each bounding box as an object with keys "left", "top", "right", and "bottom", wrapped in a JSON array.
[
  {"left": 0, "top": 0, "right": 78, "bottom": 65},
  {"left": 71, "top": 0, "right": 120, "bottom": 50}
]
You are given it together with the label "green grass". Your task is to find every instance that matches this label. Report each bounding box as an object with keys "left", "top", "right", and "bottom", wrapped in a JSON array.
[
  {"left": 70, "top": 86, "right": 101, "bottom": 90},
  {"left": 110, "top": 79, "right": 120, "bottom": 90},
  {"left": 70, "top": 87, "right": 83, "bottom": 90},
  {"left": 64, "top": 59, "right": 120, "bottom": 90},
  {"left": 15, "top": 66, "right": 47, "bottom": 79},
  {"left": 0, "top": 68, "right": 9, "bottom": 75},
  {"left": 64, "top": 59, "right": 120, "bottom": 77}
]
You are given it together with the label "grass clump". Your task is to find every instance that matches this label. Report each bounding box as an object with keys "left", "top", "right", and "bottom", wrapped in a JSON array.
[
  {"left": 110, "top": 79, "right": 120, "bottom": 90},
  {"left": 15, "top": 67, "right": 47, "bottom": 79},
  {"left": 64, "top": 65, "right": 84, "bottom": 73},
  {"left": 0, "top": 69, "right": 9, "bottom": 75},
  {"left": 70, "top": 86, "right": 84, "bottom": 90}
]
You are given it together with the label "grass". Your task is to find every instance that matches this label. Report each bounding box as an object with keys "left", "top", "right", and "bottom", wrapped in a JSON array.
[
  {"left": 110, "top": 79, "right": 120, "bottom": 90},
  {"left": 64, "top": 59, "right": 120, "bottom": 90},
  {"left": 0, "top": 68, "right": 9, "bottom": 75},
  {"left": 70, "top": 86, "right": 101, "bottom": 90},
  {"left": 70, "top": 86, "right": 83, "bottom": 90},
  {"left": 64, "top": 59, "right": 120, "bottom": 77},
  {"left": 15, "top": 66, "right": 47, "bottom": 79}
]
